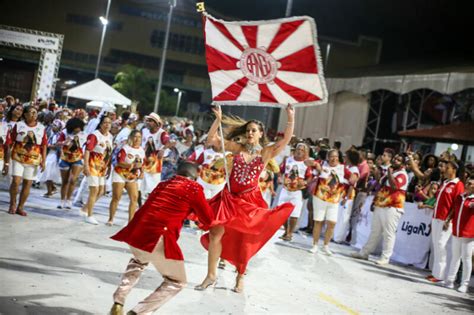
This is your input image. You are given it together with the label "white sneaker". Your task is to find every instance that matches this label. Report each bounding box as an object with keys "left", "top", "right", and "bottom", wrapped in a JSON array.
[
  {"left": 351, "top": 252, "right": 369, "bottom": 260},
  {"left": 457, "top": 285, "right": 468, "bottom": 293},
  {"left": 65, "top": 201, "right": 72, "bottom": 209},
  {"left": 444, "top": 281, "right": 454, "bottom": 289},
  {"left": 321, "top": 246, "right": 332, "bottom": 256},
  {"left": 374, "top": 257, "right": 390, "bottom": 265},
  {"left": 308, "top": 245, "right": 318, "bottom": 254},
  {"left": 57, "top": 201, "right": 63, "bottom": 209},
  {"left": 78, "top": 209, "right": 87, "bottom": 217},
  {"left": 85, "top": 216, "right": 99, "bottom": 225}
]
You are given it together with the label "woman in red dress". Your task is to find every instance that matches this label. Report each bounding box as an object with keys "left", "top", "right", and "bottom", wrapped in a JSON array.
[{"left": 196, "top": 105, "right": 295, "bottom": 293}]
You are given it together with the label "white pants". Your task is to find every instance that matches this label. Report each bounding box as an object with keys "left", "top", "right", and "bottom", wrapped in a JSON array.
[
  {"left": 360, "top": 206, "right": 403, "bottom": 260},
  {"left": 278, "top": 188, "right": 303, "bottom": 218},
  {"left": 196, "top": 177, "right": 225, "bottom": 200},
  {"left": 334, "top": 200, "right": 354, "bottom": 243},
  {"left": 431, "top": 218, "right": 452, "bottom": 280},
  {"left": 113, "top": 238, "right": 186, "bottom": 314},
  {"left": 141, "top": 172, "right": 161, "bottom": 195},
  {"left": 73, "top": 176, "right": 89, "bottom": 204},
  {"left": 313, "top": 196, "right": 339, "bottom": 222},
  {"left": 446, "top": 236, "right": 473, "bottom": 287},
  {"left": 12, "top": 160, "right": 39, "bottom": 181}
]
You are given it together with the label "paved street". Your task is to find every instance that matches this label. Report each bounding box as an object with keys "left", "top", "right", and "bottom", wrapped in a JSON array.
[{"left": 0, "top": 180, "right": 473, "bottom": 314}]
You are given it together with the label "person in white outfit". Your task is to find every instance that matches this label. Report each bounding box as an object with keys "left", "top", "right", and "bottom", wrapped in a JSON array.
[
  {"left": 278, "top": 143, "right": 313, "bottom": 241},
  {"left": 141, "top": 113, "right": 170, "bottom": 196},
  {"left": 444, "top": 175, "right": 474, "bottom": 293},
  {"left": 57, "top": 118, "right": 87, "bottom": 209},
  {"left": 108, "top": 130, "right": 145, "bottom": 226},
  {"left": 73, "top": 106, "right": 115, "bottom": 206},
  {"left": 0, "top": 108, "right": 9, "bottom": 175},
  {"left": 351, "top": 153, "right": 408, "bottom": 265},
  {"left": 425, "top": 160, "right": 464, "bottom": 282},
  {"left": 80, "top": 116, "right": 113, "bottom": 225},
  {"left": 334, "top": 149, "right": 361, "bottom": 243},
  {"left": 39, "top": 119, "right": 63, "bottom": 197},
  {"left": 194, "top": 145, "right": 227, "bottom": 199},
  {"left": 309, "top": 149, "right": 357, "bottom": 255},
  {"left": 5, "top": 105, "right": 47, "bottom": 216}
]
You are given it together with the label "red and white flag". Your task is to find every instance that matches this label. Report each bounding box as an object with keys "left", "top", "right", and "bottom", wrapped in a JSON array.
[{"left": 204, "top": 13, "right": 327, "bottom": 108}]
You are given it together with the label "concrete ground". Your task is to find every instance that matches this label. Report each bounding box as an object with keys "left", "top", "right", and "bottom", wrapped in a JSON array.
[{"left": 0, "top": 180, "right": 473, "bottom": 315}]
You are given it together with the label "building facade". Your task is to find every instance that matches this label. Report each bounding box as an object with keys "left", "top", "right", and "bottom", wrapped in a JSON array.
[{"left": 1, "top": 0, "right": 382, "bottom": 129}]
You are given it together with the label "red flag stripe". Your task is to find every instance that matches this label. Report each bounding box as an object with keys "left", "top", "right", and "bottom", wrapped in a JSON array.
[
  {"left": 241, "top": 25, "right": 258, "bottom": 49},
  {"left": 273, "top": 77, "right": 321, "bottom": 102},
  {"left": 208, "top": 19, "right": 245, "bottom": 52},
  {"left": 258, "top": 84, "right": 278, "bottom": 103},
  {"left": 214, "top": 77, "right": 249, "bottom": 101},
  {"left": 205, "top": 45, "right": 240, "bottom": 72},
  {"left": 278, "top": 46, "right": 318, "bottom": 73},
  {"left": 266, "top": 20, "right": 305, "bottom": 54}
]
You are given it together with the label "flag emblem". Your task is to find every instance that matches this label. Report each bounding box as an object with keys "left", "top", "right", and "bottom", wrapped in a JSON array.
[{"left": 204, "top": 13, "right": 327, "bottom": 107}]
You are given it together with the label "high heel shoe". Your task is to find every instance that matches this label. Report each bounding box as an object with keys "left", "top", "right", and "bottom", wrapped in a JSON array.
[
  {"left": 194, "top": 277, "right": 217, "bottom": 291},
  {"left": 232, "top": 275, "right": 244, "bottom": 293},
  {"left": 110, "top": 303, "right": 124, "bottom": 315},
  {"left": 218, "top": 259, "right": 226, "bottom": 269}
]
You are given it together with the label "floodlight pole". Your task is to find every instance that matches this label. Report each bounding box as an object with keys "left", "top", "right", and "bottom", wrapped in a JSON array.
[
  {"left": 153, "top": 0, "right": 177, "bottom": 113},
  {"left": 95, "top": 0, "right": 112, "bottom": 78},
  {"left": 285, "top": 0, "right": 293, "bottom": 17}
]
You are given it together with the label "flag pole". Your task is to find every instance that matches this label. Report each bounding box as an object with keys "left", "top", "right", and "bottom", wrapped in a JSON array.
[
  {"left": 196, "top": 2, "right": 230, "bottom": 191},
  {"left": 216, "top": 105, "right": 231, "bottom": 191}
]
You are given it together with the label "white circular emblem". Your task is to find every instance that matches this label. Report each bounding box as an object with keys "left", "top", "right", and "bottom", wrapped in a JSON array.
[
  {"left": 238, "top": 48, "right": 279, "bottom": 84},
  {"left": 446, "top": 187, "right": 453, "bottom": 194}
]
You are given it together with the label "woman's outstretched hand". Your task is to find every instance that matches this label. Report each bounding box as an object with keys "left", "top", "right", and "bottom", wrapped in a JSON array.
[
  {"left": 212, "top": 106, "right": 222, "bottom": 122},
  {"left": 286, "top": 104, "right": 295, "bottom": 121}
]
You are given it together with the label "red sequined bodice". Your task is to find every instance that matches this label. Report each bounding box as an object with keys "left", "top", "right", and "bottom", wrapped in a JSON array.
[{"left": 229, "top": 153, "right": 264, "bottom": 194}]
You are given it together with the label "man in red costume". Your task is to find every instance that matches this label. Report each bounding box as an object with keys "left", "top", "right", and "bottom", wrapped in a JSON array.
[{"left": 110, "top": 161, "right": 214, "bottom": 315}]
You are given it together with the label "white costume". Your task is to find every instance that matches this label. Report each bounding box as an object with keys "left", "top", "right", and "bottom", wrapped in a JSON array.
[{"left": 277, "top": 156, "right": 311, "bottom": 219}]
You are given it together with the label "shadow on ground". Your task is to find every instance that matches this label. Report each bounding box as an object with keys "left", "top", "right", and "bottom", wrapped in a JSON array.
[
  {"left": 417, "top": 291, "right": 474, "bottom": 312},
  {"left": 0, "top": 294, "right": 95, "bottom": 315}
]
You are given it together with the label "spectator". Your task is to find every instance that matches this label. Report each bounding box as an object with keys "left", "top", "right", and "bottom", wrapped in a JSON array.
[
  {"left": 309, "top": 149, "right": 355, "bottom": 255},
  {"left": 426, "top": 159, "right": 464, "bottom": 283},
  {"left": 57, "top": 118, "right": 87, "bottom": 209},
  {"left": 444, "top": 175, "right": 474, "bottom": 293},
  {"left": 5, "top": 105, "right": 47, "bottom": 216},
  {"left": 81, "top": 115, "right": 113, "bottom": 225},
  {"left": 108, "top": 130, "right": 145, "bottom": 225},
  {"left": 351, "top": 153, "right": 409, "bottom": 265}
]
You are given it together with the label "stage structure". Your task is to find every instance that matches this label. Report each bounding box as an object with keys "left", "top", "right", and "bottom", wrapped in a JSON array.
[{"left": 0, "top": 25, "right": 64, "bottom": 100}]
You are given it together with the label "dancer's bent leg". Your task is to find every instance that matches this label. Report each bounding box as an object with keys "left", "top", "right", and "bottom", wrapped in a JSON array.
[
  {"left": 129, "top": 239, "right": 186, "bottom": 314},
  {"left": 112, "top": 257, "right": 149, "bottom": 306}
]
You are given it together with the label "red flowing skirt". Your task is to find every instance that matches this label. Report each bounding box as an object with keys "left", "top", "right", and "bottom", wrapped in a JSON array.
[{"left": 201, "top": 186, "right": 294, "bottom": 274}]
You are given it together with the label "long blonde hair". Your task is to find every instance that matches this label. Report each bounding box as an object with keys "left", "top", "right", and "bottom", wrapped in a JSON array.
[{"left": 221, "top": 115, "right": 268, "bottom": 146}]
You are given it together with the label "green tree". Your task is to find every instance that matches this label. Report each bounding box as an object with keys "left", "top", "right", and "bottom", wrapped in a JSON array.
[{"left": 112, "top": 64, "right": 176, "bottom": 115}]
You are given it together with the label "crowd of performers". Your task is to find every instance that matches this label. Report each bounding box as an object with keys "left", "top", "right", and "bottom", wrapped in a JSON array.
[{"left": 0, "top": 96, "right": 473, "bottom": 314}]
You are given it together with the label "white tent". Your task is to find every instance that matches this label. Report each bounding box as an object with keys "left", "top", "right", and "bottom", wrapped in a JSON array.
[
  {"left": 86, "top": 100, "right": 110, "bottom": 108},
  {"left": 62, "top": 78, "right": 131, "bottom": 107}
]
